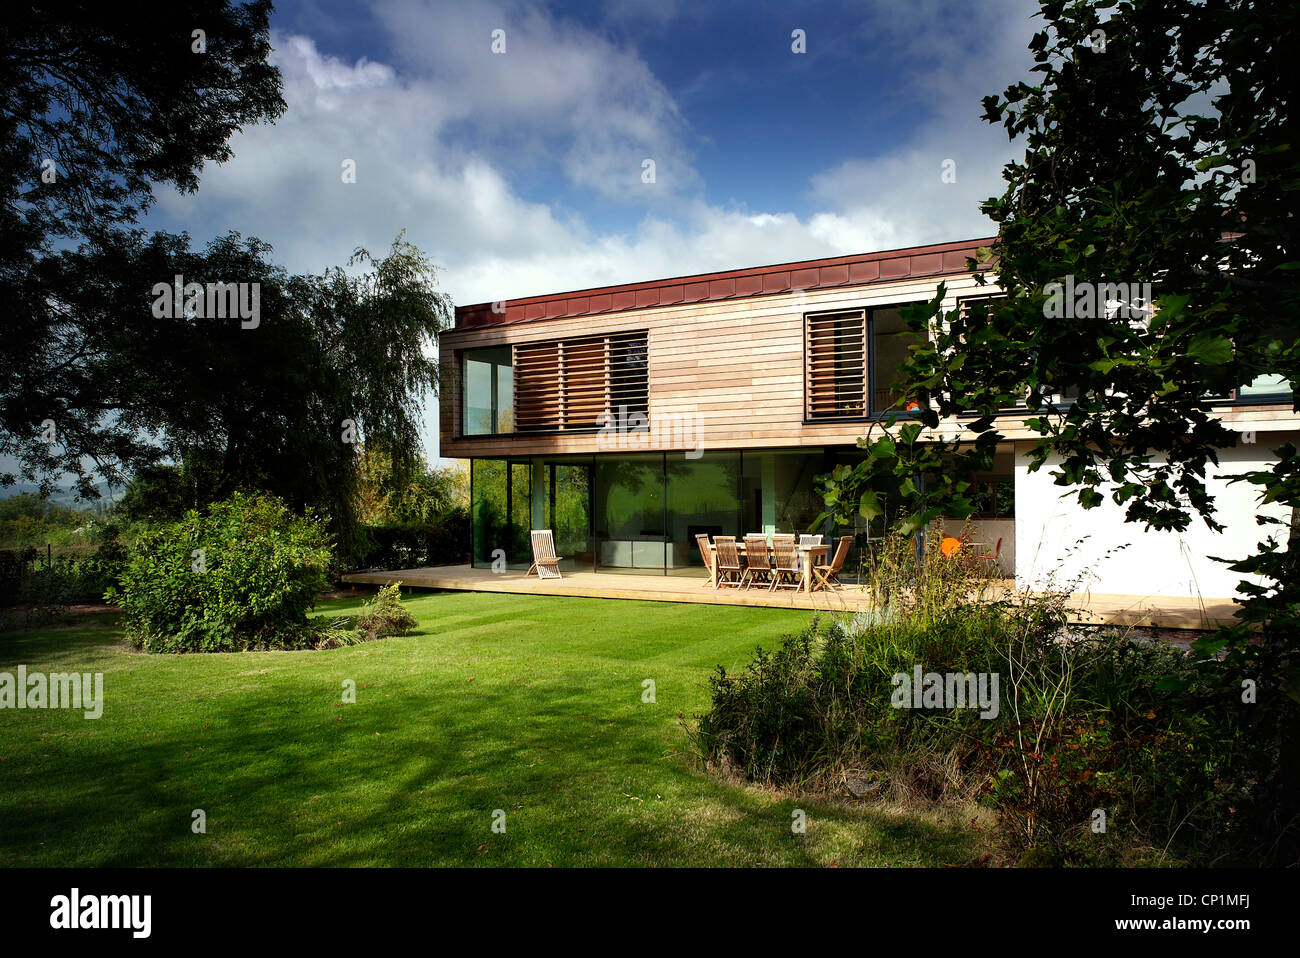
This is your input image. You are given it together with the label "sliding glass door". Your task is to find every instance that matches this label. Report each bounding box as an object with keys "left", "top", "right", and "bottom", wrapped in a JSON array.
[
  {"left": 541, "top": 457, "right": 594, "bottom": 572},
  {"left": 470, "top": 458, "right": 533, "bottom": 569},
  {"left": 471, "top": 448, "right": 848, "bottom": 576},
  {"left": 593, "top": 454, "right": 666, "bottom": 573},
  {"left": 665, "top": 453, "right": 742, "bottom": 575}
]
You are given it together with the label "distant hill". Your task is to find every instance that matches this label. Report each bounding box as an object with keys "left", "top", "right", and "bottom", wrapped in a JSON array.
[{"left": 0, "top": 481, "right": 122, "bottom": 510}]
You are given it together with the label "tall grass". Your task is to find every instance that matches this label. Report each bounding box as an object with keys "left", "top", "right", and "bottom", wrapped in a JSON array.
[{"left": 693, "top": 528, "right": 1285, "bottom": 865}]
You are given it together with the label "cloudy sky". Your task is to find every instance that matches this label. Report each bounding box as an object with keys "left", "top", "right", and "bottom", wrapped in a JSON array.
[{"left": 147, "top": 0, "right": 1042, "bottom": 459}]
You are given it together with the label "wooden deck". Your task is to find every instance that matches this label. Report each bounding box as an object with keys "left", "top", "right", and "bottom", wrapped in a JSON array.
[{"left": 341, "top": 564, "right": 1242, "bottom": 630}]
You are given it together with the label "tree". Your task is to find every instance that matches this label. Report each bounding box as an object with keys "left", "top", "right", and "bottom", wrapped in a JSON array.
[
  {"left": 824, "top": 0, "right": 1297, "bottom": 634},
  {"left": 0, "top": 0, "right": 285, "bottom": 496},
  {"left": 819, "top": 0, "right": 1299, "bottom": 862},
  {"left": 356, "top": 446, "right": 469, "bottom": 526},
  {"left": 28, "top": 229, "right": 452, "bottom": 556}
]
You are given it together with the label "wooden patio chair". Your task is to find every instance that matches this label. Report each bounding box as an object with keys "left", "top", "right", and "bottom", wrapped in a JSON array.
[
  {"left": 526, "top": 529, "right": 564, "bottom": 580},
  {"left": 813, "top": 536, "right": 854, "bottom": 591},
  {"left": 769, "top": 535, "right": 801, "bottom": 591},
  {"left": 741, "top": 535, "right": 772, "bottom": 590},
  {"left": 695, "top": 534, "right": 715, "bottom": 587},
  {"left": 713, "top": 536, "right": 743, "bottom": 588}
]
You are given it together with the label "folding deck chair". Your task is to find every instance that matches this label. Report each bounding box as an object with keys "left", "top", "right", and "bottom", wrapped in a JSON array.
[{"left": 526, "top": 530, "right": 564, "bottom": 579}]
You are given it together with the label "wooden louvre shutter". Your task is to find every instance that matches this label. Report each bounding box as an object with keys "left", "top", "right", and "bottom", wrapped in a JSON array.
[
  {"left": 562, "top": 336, "right": 607, "bottom": 429},
  {"left": 608, "top": 331, "right": 649, "bottom": 419},
  {"left": 513, "top": 341, "right": 562, "bottom": 431},
  {"left": 513, "top": 330, "right": 649, "bottom": 431},
  {"left": 806, "top": 310, "right": 866, "bottom": 419}
]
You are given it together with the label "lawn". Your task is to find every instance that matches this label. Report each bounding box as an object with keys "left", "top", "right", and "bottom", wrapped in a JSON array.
[{"left": 0, "top": 591, "right": 987, "bottom": 866}]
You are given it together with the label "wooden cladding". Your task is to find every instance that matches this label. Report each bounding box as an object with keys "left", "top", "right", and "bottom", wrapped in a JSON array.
[
  {"left": 514, "top": 330, "right": 649, "bottom": 431},
  {"left": 806, "top": 310, "right": 867, "bottom": 419}
]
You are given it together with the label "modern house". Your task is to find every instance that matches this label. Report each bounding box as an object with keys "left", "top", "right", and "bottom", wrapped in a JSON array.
[{"left": 438, "top": 237, "right": 1297, "bottom": 602}]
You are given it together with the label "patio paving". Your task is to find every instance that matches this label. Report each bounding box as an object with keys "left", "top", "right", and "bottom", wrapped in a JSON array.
[{"left": 341, "top": 564, "right": 1241, "bottom": 630}]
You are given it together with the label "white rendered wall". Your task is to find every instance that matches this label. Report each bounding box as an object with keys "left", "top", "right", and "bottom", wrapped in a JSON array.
[{"left": 1013, "top": 433, "right": 1297, "bottom": 599}]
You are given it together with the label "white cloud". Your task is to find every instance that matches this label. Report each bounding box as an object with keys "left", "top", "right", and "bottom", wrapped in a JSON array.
[
  {"left": 149, "top": 0, "right": 1041, "bottom": 458},
  {"left": 806, "top": 0, "right": 1041, "bottom": 249}
]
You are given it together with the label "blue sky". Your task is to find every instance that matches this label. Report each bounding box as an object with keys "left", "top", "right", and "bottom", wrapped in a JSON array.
[{"left": 141, "top": 0, "right": 1042, "bottom": 462}]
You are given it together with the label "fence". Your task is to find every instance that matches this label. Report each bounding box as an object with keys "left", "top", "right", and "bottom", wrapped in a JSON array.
[{"left": 0, "top": 542, "right": 109, "bottom": 607}]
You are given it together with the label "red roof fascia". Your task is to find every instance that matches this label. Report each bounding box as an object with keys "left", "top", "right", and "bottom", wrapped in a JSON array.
[{"left": 455, "top": 236, "right": 996, "bottom": 329}]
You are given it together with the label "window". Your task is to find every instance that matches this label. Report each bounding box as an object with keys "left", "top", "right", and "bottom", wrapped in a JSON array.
[
  {"left": 1237, "top": 373, "right": 1292, "bottom": 400},
  {"left": 870, "top": 306, "right": 925, "bottom": 415},
  {"left": 967, "top": 478, "right": 1015, "bottom": 518},
  {"left": 806, "top": 310, "right": 866, "bottom": 419},
  {"left": 514, "top": 330, "right": 649, "bottom": 432},
  {"left": 954, "top": 295, "right": 1031, "bottom": 414},
  {"left": 462, "top": 346, "right": 513, "bottom": 435},
  {"left": 1231, "top": 322, "right": 1294, "bottom": 402},
  {"left": 956, "top": 295, "right": 1003, "bottom": 325},
  {"left": 805, "top": 306, "right": 925, "bottom": 420}
]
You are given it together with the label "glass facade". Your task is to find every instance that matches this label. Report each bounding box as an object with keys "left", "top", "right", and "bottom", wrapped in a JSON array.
[
  {"left": 594, "top": 453, "right": 665, "bottom": 572},
  {"left": 665, "top": 453, "right": 742, "bottom": 573},
  {"left": 470, "top": 448, "right": 865, "bottom": 576},
  {"left": 470, "top": 458, "right": 531, "bottom": 568},
  {"left": 542, "top": 458, "right": 594, "bottom": 569}
]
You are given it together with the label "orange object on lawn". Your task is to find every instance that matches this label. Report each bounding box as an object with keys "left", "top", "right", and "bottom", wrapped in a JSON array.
[{"left": 939, "top": 536, "right": 963, "bottom": 559}]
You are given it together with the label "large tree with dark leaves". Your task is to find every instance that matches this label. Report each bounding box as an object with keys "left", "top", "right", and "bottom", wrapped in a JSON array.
[
  {"left": 33, "top": 229, "right": 451, "bottom": 558},
  {"left": 819, "top": 0, "right": 1299, "bottom": 860},
  {"left": 0, "top": 0, "right": 284, "bottom": 493},
  {"left": 1, "top": 3, "right": 453, "bottom": 557}
]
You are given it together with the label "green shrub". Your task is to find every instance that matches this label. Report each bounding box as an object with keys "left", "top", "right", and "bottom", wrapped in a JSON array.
[
  {"left": 353, "top": 582, "right": 418, "bottom": 642},
  {"left": 108, "top": 493, "right": 333, "bottom": 652},
  {"left": 692, "top": 529, "right": 1288, "bottom": 865},
  {"left": 348, "top": 507, "right": 470, "bottom": 571},
  {"left": 694, "top": 606, "right": 1023, "bottom": 788}
]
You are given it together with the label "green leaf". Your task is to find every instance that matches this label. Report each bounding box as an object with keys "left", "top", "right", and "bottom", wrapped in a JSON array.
[
  {"left": 1185, "top": 333, "right": 1233, "bottom": 366},
  {"left": 858, "top": 490, "right": 883, "bottom": 520}
]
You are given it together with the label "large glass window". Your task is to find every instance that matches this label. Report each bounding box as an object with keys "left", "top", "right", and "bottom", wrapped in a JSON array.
[
  {"left": 594, "top": 454, "right": 665, "bottom": 572},
  {"left": 470, "top": 458, "right": 530, "bottom": 567},
  {"left": 471, "top": 458, "right": 506, "bottom": 566},
  {"left": 1238, "top": 373, "right": 1292, "bottom": 400},
  {"left": 665, "top": 453, "right": 741, "bottom": 573},
  {"left": 463, "top": 346, "right": 513, "bottom": 435},
  {"left": 541, "top": 457, "right": 594, "bottom": 571},
  {"left": 469, "top": 449, "right": 860, "bottom": 577},
  {"left": 870, "top": 306, "right": 924, "bottom": 415},
  {"left": 768, "top": 449, "right": 827, "bottom": 534}
]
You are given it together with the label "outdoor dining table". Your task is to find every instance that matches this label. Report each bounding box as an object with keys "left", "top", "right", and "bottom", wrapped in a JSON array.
[{"left": 705, "top": 540, "right": 830, "bottom": 593}]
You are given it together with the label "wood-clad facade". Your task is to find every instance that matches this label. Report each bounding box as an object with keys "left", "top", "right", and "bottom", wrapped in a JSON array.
[
  {"left": 441, "top": 238, "right": 1003, "bottom": 458},
  {"left": 440, "top": 237, "right": 1298, "bottom": 596}
]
